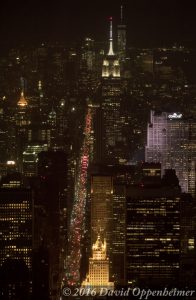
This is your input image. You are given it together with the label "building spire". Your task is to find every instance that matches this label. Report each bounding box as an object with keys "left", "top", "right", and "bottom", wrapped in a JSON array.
[{"left": 108, "top": 17, "right": 115, "bottom": 56}]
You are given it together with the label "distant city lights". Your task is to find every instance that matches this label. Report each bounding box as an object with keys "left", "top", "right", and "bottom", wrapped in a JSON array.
[{"left": 7, "top": 161, "right": 16, "bottom": 165}]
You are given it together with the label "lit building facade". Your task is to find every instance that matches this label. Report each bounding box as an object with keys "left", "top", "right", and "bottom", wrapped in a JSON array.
[
  {"left": 101, "top": 17, "right": 120, "bottom": 79},
  {"left": 113, "top": 184, "right": 126, "bottom": 285},
  {"left": 99, "top": 18, "right": 127, "bottom": 164},
  {"left": 91, "top": 175, "right": 113, "bottom": 254},
  {"left": 16, "top": 91, "right": 30, "bottom": 171},
  {"left": 0, "top": 188, "right": 33, "bottom": 270},
  {"left": 145, "top": 110, "right": 196, "bottom": 196},
  {"left": 23, "top": 143, "right": 48, "bottom": 177},
  {"left": 82, "top": 37, "right": 96, "bottom": 71},
  {"left": 126, "top": 184, "right": 181, "bottom": 287},
  {"left": 89, "top": 164, "right": 137, "bottom": 286},
  {"left": 0, "top": 101, "right": 8, "bottom": 163},
  {"left": 82, "top": 235, "right": 114, "bottom": 291}
]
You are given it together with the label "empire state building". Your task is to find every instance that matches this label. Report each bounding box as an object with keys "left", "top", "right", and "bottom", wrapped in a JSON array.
[
  {"left": 95, "top": 17, "right": 127, "bottom": 164},
  {"left": 102, "top": 17, "right": 120, "bottom": 78}
]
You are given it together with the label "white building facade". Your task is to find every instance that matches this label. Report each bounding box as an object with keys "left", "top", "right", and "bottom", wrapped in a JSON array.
[{"left": 145, "top": 111, "right": 196, "bottom": 196}]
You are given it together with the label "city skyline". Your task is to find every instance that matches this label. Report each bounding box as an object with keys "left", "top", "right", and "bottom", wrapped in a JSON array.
[
  {"left": 1, "top": 0, "right": 196, "bottom": 47},
  {"left": 0, "top": 2, "right": 195, "bottom": 299}
]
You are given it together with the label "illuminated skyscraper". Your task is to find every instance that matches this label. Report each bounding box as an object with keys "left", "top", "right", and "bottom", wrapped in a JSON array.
[
  {"left": 145, "top": 110, "right": 196, "bottom": 196},
  {"left": 102, "top": 17, "right": 120, "bottom": 78},
  {"left": 90, "top": 173, "right": 113, "bottom": 282},
  {"left": 22, "top": 143, "right": 48, "bottom": 177},
  {"left": 98, "top": 18, "right": 127, "bottom": 164},
  {"left": 16, "top": 91, "right": 30, "bottom": 171},
  {"left": 91, "top": 175, "right": 113, "bottom": 255},
  {"left": 82, "top": 37, "right": 95, "bottom": 71},
  {"left": 89, "top": 165, "right": 136, "bottom": 285},
  {"left": 0, "top": 99, "right": 8, "bottom": 163},
  {"left": 113, "top": 184, "right": 126, "bottom": 285},
  {"left": 82, "top": 235, "right": 114, "bottom": 291}
]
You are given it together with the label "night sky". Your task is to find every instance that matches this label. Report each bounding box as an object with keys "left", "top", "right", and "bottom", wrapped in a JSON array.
[{"left": 0, "top": 0, "right": 196, "bottom": 47}]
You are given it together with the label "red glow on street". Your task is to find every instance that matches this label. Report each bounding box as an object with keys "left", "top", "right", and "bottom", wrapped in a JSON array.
[{"left": 65, "top": 108, "right": 92, "bottom": 286}]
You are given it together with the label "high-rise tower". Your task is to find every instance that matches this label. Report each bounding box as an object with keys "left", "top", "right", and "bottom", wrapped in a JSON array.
[
  {"left": 96, "top": 18, "right": 128, "bottom": 164},
  {"left": 82, "top": 235, "right": 114, "bottom": 292},
  {"left": 117, "top": 6, "right": 127, "bottom": 61},
  {"left": 91, "top": 175, "right": 113, "bottom": 252},
  {"left": 102, "top": 17, "right": 120, "bottom": 78},
  {"left": 126, "top": 178, "right": 181, "bottom": 287},
  {"left": 145, "top": 111, "right": 196, "bottom": 196},
  {"left": 16, "top": 91, "right": 30, "bottom": 171},
  {"left": 0, "top": 188, "right": 33, "bottom": 269}
]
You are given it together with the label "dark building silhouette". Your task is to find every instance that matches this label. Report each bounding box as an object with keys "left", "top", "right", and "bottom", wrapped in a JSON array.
[
  {"left": 0, "top": 259, "right": 30, "bottom": 300},
  {"left": 180, "top": 193, "right": 196, "bottom": 288},
  {"left": 32, "top": 247, "right": 50, "bottom": 300},
  {"left": 36, "top": 151, "right": 67, "bottom": 300}
]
